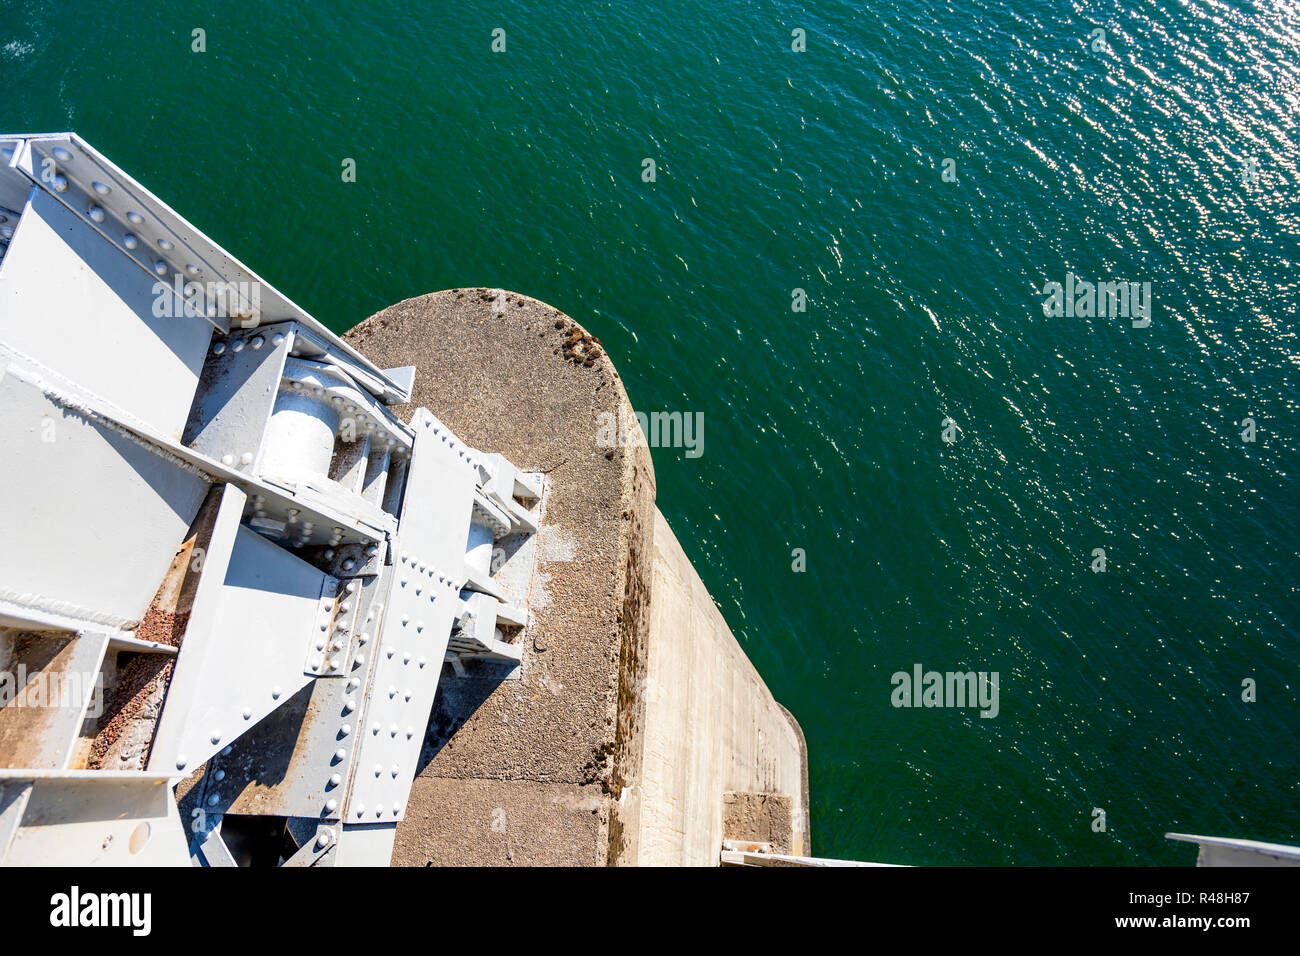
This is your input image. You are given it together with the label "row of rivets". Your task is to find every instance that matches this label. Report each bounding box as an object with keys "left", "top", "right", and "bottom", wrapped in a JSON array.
[
  {"left": 46, "top": 146, "right": 226, "bottom": 287},
  {"left": 420, "top": 415, "right": 479, "bottom": 469},
  {"left": 398, "top": 551, "right": 462, "bottom": 592},
  {"left": 319, "top": 583, "right": 379, "bottom": 816}
]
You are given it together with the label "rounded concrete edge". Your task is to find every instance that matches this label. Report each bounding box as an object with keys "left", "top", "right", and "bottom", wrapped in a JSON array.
[{"left": 778, "top": 702, "right": 812, "bottom": 856}]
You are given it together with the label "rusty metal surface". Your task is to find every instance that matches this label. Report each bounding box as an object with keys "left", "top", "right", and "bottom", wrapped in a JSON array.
[{"left": 0, "top": 631, "right": 108, "bottom": 769}]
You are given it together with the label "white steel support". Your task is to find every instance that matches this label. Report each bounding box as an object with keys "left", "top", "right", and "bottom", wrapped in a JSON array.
[{"left": 0, "top": 132, "right": 543, "bottom": 867}]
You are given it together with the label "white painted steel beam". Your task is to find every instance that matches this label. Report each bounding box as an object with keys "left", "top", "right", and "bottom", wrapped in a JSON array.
[
  {"left": 0, "top": 770, "right": 190, "bottom": 866},
  {"left": 0, "top": 133, "right": 544, "bottom": 867}
]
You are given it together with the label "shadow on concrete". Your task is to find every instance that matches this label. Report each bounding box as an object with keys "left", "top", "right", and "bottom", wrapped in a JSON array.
[{"left": 417, "top": 665, "right": 512, "bottom": 772}]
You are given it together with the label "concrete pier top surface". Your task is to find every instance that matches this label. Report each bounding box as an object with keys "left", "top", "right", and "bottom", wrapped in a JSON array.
[{"left": 345, "top": 289, "right": 806, "bottom": 865}]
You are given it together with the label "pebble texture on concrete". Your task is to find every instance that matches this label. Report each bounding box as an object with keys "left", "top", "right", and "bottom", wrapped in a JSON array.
[{"left": 346, "top": 289, "right": 656, "bottom": 866}]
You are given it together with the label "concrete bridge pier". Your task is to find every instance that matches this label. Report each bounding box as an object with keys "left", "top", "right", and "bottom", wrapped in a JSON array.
[{"left": 345, "top": 289, "right": 808, "bottom": 866}]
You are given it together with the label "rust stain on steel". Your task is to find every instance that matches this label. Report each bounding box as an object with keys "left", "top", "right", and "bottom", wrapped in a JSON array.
[
  {"left": 0, "top": 632, "right": 83, "bottom": 768},
  {"left": 84, "top": 484, "right": 227, "bottom": 767}
]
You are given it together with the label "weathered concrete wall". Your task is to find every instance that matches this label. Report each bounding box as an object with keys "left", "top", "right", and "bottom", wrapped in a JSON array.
[
  {"left": 723, "top": 792, "right": 795, "bottom": 854},
  {"left": 631, "top": 511, "right": 807, "bottom": 865}
]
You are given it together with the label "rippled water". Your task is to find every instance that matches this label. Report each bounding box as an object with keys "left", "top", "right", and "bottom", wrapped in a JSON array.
[{"left": 3, "top": 0, "right": 1296, "bottom": 864}]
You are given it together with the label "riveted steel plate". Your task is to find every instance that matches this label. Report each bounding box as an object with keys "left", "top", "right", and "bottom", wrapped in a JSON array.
[
  {"left": 208, "top": 568, "right": 390, "bottom": 822},
  {"left": 0, "top": 189, "right": 214, "bottom": 440},
  {"left": 150, "top": 509, "right": 333, "bottom": 775},
  {"left": 183, "top": 322, "right": 293, "bottom": 470},
  {"left": 6, "top": 132, "right": 411, "bottom": 404},
  {"left": 345, "top": 411, "right": 476, "bottom": 821}
]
